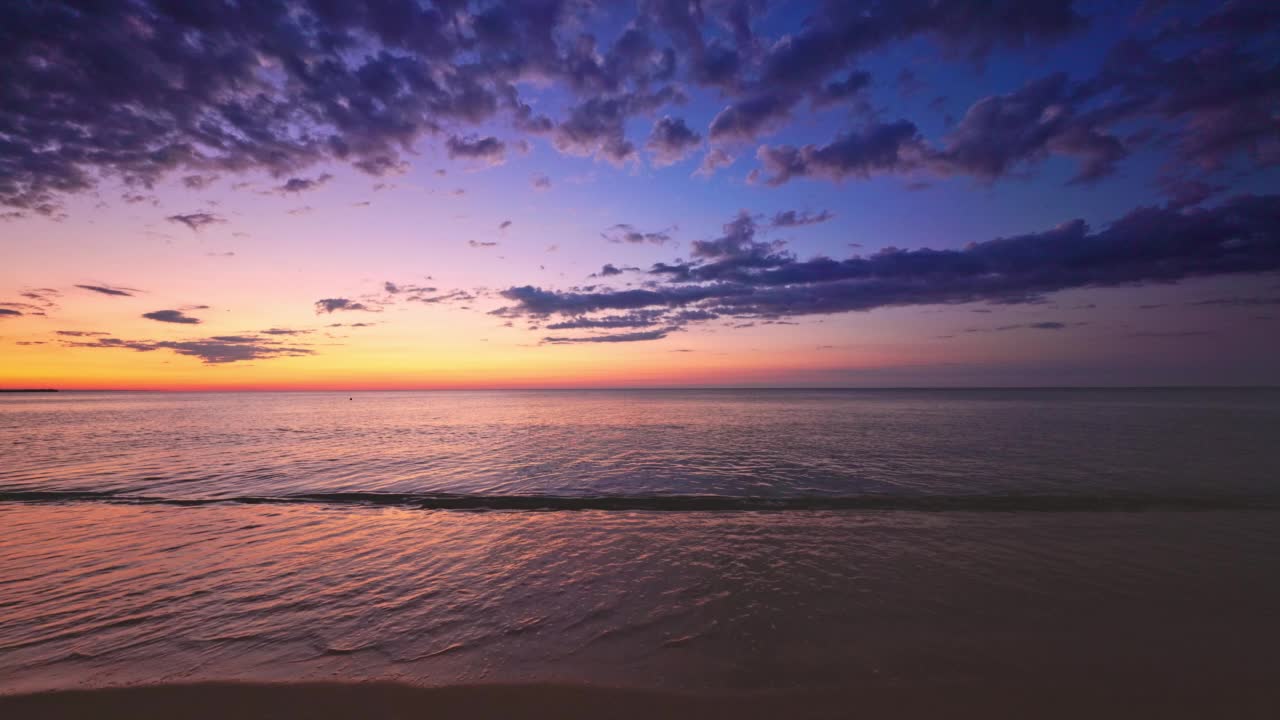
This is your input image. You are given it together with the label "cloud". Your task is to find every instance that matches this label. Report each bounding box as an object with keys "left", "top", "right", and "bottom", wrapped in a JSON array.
[
  {"left": 166, "top": 213, "right": 226, "bottom": 231},
  {"left": 932, "top": 73, "right": 1125, "bottom": 184},
  {"left": 4, "top": 288, "right": 60, "bottom": 316},
  {"left": 0, "top": 308, "right": 21, "bottom": 318},
  {"left": 695, "top": 148, "right": 735, "bottom": 177},
  {"left": 1087, "top": 32, "right": 1280, "bottom": 173},
  {"left": 446, "top": 136, "right": 508, "bottom": 166},
  {"left": 259, "top": 328, "right": 312, "bottom": 336},
  {"left": 142, "top": 309, "right": 202, "bottom": 324},
  {"left": 602, "top": 224, "right": 673, "bottom": 245},
  {"left": 0, "top": 1, "right": 1269, "bottom": 217},
  {"left": 75, "top": 284, "right": 139, "bottom": 297},
  {"left": 56, "top": 330, "right": 109, "bottom": 337},
  {"left": 0, "top": 1, "right": 693, "bottom": 213},
  {"left": 468, "top": 240, "right": 499, "bottom": 248},
  {"left": 406, "top": 290, "right": 476, "bottom": 304},
  {"left": 543, "top": 328, "right": 677, "bottom": 344},
  {"left": 756, "top": 1, "right": 1084, "bottom": 93},
  {"left": 770, "top": 210, "right": 834, "bottom": 228},
  {"left": 1130, "top": 331, "right": 1215, "bottom": 338},
  {"left": 499, "top": 220, "right": 512, "bottom": 230},
  {"left": 1191, "top": 296, "right": 1280, "bottom": 307},
  {"left": 646, "top": 116, "right": 702, "bottom": 167},
  {"left": 813, "top": 71, "right": 873, "bottom": 107},
  {"left": 990, "top": 321, "right": 1068, "bottom": 331},
  {"left": 314, "top": 298, "right": 376, "bottom": 314},
  {"left": 531, "top": 174, "right": 553, "bottom": 190},
  {"left": 709, "top": 93, "right": 794, "bottom": 142},
  {"left": 553, "top": 96, "right": 638, "bottom": 165},
  {"left": 754, "top": 121, "right": 928, "bottom": 185},
  {"left": 182, "top": 174, "right": 218, "bottom": 190},
  {"left": 276, "top": 174, "right": 333, "bottom": 194},
  {"left": 383, "top": 281, "right": 436, "bottom": 295},
  {"left": 494, "top": 195, "right": 1280, "bottom": 332},
  {"left": 545, "top": 311, "right": 664, "bottom": 330},
  {"left": 61, "top": 334, "right": 315, "bottom": 364}
]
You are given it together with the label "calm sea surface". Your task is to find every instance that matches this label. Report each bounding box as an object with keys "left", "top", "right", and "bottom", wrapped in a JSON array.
[{"left": 2, "top": 389, "right": 1279, "bottom": 693}]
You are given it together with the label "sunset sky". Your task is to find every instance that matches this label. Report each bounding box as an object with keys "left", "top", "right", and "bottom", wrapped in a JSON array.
[{"left": 2, "top": 0, "right": 1278, "bottom": 389}]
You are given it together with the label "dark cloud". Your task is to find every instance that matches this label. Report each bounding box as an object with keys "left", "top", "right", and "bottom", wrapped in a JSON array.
[
  {"left": 755, "top": 75, "right": 1128, "bottom": 187},
  {"left": 1159, "top": 177, "right": 1224, "bottom": 209},
  {"left": 1086, "top": 31, "right": 1280, "bottom": 174},
  {"left": 56, "top": 330, "right": 109, "bottom": 337},
  {"left": 406, "top": 290, "right": 475, "bottom": 304},
  {"left": 545, "top": 311, "right": 664, "bottom": 330},
  {"left": 142, "top": 309, "right": 201, "bottom": 324},
  {"left": 647, "top": 116, "right": 702, "bottom": 167},
  {"left": 499, "top": 220, "right": 513, "bottom": 230},
  {"left": 543, "top": 328, "right": 677, "bottom": 344},
  {"left": 0, "top": 308, "right": 21, "bottom": 318},
  {"left": 166, "top": 213, "right": 225, "bottom": 232},
  {"left": 708, "top": 93, "right": 794, "bottom": 143},
  {"left": 553, "top": 97, "right": 635, "bottom": 165},
  {"left": 596, "top": 264, "right": 625, "bottom": 277},
  {"left": 276, "top": 174, "right": 333, "bottom": 194},
  {"left": 1191, "top": 296, "right": 1280, "bottom": 307},
  {"left": 259, "top": 328, "right": 312, "bottom": 336},
  {"left": 182, "top": 174, "right": 218, "bottom": 190},
  {"left": 75, "top": 284, "right": 138, "bottom": 297},
  {"left": 383, "top": 281, "right": 435, "bottom": 295},
  {"left": 932, "top": 73, "right": 1125, "bottom": 184},
  {"left": 1, "top": 1, "right": 1269, "bottom": 216},
  {"left": 757, "top": 1, "right": 1084, "bottom": 91},
  {"left": 813, "top": 71, "right": 873, "bottom": 107},
  {"left": 770, "top": 210, "right": 834, "bottom": 228},
  {"left": 314, "top": 298, "right": 376, "bottom": 314},
  {"left": 446, "top": 136, "right": 507, "bottom": 166},
  {"left": 754, "top": 121, "right": 927, "bottom": 185},
  {"left": 602, "top": 224, "right": 673, "bottom": 245},
  {"left": 8, "top": 288, "right": 60, "bottom": 316},
  {"left": 495, "top": 195, "right": 1280, "bottom": 332},
  {"left": 61, "top": 334, "right": 315, "bottom": 364},
  {"left": 1130, "top": 331, "right": 1216, "bottom": 338},
  {"left": 995, "top": 321, "right": 1068, "bottom": 331},
  {"left": 0, "top": 0, "right": 693, "bottom": 213}
]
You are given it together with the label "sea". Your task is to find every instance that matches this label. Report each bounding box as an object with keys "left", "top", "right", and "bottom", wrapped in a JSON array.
[{"left": 2, "top": 389, "right": 1279, "bottom": 694}]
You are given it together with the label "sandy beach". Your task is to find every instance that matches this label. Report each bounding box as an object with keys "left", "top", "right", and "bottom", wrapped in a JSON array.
[{"left": 3, "top": 680, "right": 1279, "bottom": 719}]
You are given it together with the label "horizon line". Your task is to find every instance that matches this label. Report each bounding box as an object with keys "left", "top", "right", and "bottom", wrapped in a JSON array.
[{"left": 5, "top": 385, "right": 1280, "bottom": 393}]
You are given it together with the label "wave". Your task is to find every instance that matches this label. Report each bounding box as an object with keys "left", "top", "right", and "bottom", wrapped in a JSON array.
[{"left": 0, "top": 490, "right": 1277, "bottom": 512}]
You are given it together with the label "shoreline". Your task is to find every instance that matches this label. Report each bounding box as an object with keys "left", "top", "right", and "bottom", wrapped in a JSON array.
[{"left": 2, "top": 681, "right": 1277, "bottom": 719}]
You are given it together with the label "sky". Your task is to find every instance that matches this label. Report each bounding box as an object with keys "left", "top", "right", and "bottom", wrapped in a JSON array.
[{"left": 1, "top": 0, "right": 1278, "bottom": 390}]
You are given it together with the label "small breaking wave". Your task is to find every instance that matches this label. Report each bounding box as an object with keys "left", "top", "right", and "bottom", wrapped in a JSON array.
[{"left": 1, "top": 489, "right": 1276, "bottom": 512}]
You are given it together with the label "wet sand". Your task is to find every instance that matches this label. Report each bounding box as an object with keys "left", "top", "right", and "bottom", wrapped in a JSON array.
[{"left": 2, "top": 681, "right": 1277, "bottom": 719}]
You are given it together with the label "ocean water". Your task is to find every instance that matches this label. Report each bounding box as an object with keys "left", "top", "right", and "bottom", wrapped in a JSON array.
[{"left": 2, "top": 389, "right": 1280, "bottom": 694}]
